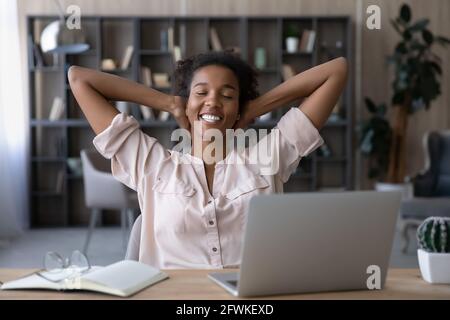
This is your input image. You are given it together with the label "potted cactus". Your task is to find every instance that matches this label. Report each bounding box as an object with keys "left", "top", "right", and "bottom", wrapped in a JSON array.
[{"left": 417, "top": 217, "right": 450, "bottom": 284}]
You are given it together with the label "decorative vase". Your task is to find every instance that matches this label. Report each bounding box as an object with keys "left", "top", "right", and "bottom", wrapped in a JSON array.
[
  {"left": 286, "top": 37, "right": 299, "bottom": 53},
  {"left": 418, "top": 249, "right": 450, "bottom": 284}
]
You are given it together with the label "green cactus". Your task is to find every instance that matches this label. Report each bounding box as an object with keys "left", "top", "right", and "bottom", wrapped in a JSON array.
[{"left": 417, "top": 217, "right": 450, "bottom": 253}]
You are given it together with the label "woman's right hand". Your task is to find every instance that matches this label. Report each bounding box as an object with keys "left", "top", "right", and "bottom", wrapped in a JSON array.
[{"left": 169, "top": 96, "right": 190, "bottom": 131}]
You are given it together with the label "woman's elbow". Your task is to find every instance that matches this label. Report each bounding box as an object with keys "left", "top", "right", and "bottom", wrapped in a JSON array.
[
  {"left": 334, "top": 57, "right": 348, "bottom": 80},
  {"left": 67, "top": 65, "right": 83, "bottom": 86}
]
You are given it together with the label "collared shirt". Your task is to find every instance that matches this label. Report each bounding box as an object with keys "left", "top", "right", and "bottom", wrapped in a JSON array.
[{"left": 93, "top": 107, "right": 323, "bottom": 269}]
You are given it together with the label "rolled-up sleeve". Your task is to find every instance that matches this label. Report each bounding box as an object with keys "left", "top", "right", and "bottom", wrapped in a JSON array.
[
  {"left": 92, "top": 113, "right": 169, "bottom": 191},
  {"left": 275, "top": 107, "right": 324, "bottom": 182}
]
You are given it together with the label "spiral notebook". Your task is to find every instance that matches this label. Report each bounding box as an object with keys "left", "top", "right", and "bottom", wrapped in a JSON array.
[{"left": 1, "top": 260, "right": 168, "bottom": 297}]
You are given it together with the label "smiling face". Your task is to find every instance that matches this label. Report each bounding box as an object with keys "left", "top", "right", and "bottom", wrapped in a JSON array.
[{"left": 186, "top": 65, "right": 240, "bottom": 137}]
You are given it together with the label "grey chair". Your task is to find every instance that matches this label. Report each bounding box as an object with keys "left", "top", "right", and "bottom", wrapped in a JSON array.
[
  {"left": 400, "top": 130, "right": 450, "bottom": 252},
  {"left": 80, "top": 149, "right": 140, "bottom": 255},
  {"left": 125, "top": 214, "right": 142, "bottom": 261}
]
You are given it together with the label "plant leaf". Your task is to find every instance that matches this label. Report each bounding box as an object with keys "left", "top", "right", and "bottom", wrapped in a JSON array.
[
  {"left": 364, "top": 97, "right": 377, "bottom": 114},
  {"left": 403, "top": 29, "right": 412, "bottom": 41},
  {"left": 407, "top": 18, "right": 429, "bottom": 32},
  {"left": 395, "top": 42, "right": 407, "bottom": 54},
  {"left": 430, "top": 61, "right": 442, "bottom": 75},
  {"left": 436, "top": 36, "right": 450, "bottom": 46},
  {"left": 378, "top": 103, "right": 387, "bottom": 116},
  {"left": 400, "top": 4, "right": 411, "bottom": 23},
  {"left": 422, "top": 29, "right": 434, "bottom": 45},
  {"left": 390, "top": 19, "right": 403, "bottom": 36},
  {"left": 392, "top": 91, "right": 405, "bottom": 105}
]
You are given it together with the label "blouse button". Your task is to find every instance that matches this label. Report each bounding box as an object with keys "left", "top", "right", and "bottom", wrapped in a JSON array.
[
  {"left": 207, "top": 200, "right": 212, "bottom": 204},
  {"left": 212, "top": 247, "right": 218, "bottom": 252},
  {"left": 209, "top": 220, "right": 214, "bottom": 226}
]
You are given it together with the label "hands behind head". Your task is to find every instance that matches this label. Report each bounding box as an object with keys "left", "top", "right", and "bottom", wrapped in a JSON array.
[{"left": 233, "top": 100, "right": 256, "bottom": 130}]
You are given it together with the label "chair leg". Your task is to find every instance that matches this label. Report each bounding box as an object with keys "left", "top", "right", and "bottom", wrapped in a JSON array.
[{"left": 83, "top": 209, "right": 100, "bottom": 256}]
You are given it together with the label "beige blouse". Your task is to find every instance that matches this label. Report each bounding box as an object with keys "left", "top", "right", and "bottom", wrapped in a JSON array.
[{"left": 93, "top": 107, "right": 323, "bottom": 269}]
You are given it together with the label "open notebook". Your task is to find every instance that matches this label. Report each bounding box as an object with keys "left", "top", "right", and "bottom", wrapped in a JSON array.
[{"left": 1, "top": 260, "right": 168, "bottom": 297}]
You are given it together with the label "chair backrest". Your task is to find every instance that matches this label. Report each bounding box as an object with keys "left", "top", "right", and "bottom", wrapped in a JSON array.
[
  {"left": 125, "top": 214, "right": 142, "bottom": 261},
  {"left": 80, "top": 149, "right": 129, "bottom": 209},
  {"left": 422, "top": 131, "right": 450, "bottom": 196}
]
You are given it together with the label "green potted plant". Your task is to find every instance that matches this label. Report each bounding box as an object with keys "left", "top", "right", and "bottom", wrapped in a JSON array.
[
  {"left": 417, "top": 217, "right": 450, "bottom": 284},
  {"left": 284, "top": 24, "right": 300, "bottom": 53},
  {"left": 360, "top": 4, "right": 449, "bottom": 193}
]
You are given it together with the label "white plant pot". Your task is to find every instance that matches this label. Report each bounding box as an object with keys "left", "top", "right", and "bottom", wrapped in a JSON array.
[
  {"left": 375, "top": 182, "right": 413, "bottom": 200},
  {"left": 286, "top": 37, "right": 299, "bottom": 53},
  {"left": 418, "top": 249, "right": 450, "bottom": 284}
]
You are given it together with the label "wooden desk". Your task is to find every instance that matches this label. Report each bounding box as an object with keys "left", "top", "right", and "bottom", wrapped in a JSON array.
[{"left": 1, "top": 268, "right": 449, "bottom": 300}]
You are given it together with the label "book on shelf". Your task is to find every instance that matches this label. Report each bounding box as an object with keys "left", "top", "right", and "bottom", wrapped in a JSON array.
[
  {"left": 281, "top": 64, "right": 296, "bottom": 81},
  {"left": 153, "top": 73, "right": 171, "bottom": 88},
  {"left": 299, "top": 30, "right": 310, "bottom": 52},
  {"left": 48, "top": 96, "right": 64, "bottom": 121},
  {"left": 179, "top": 22, "right": 186, "bottom": 57},
  {"left": 120, "top": 45, "right": 134, "bottom": 70},
  {"left": 209, "top": 27, "right": 223, "bottom": 51},
  {"left": 55, "top": 169, "right": 65, "bottom": 193},
  {"left": 167, "top": 26, "right": 174, "bottom": 52},
  {"left": 306, "top": 30, "right": 316, "bottom": 53},
  {"left": 0, "top": 260, "right": 169, "bottom": 298},
  {"left": 160, "top": 29, "right": 168, "bottom": 51},
  {"left": 299, "top": 30, "right": 316, "bottom": 53},
  {"left": 173, "top": 45, "right": 182, "bottom": 62}
]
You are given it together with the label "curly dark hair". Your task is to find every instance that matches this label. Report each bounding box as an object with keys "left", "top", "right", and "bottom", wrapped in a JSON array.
[{"left": 172, "top": 50, "right": 260, "bottom": 110}]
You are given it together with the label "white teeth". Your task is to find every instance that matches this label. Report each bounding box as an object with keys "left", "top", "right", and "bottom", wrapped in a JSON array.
[{"left": 200, "top": 114, "right": 221, "bottom": 122}]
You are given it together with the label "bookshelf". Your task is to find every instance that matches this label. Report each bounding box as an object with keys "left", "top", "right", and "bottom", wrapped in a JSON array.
[{"left": 27, "top": 15, "right": 353, "bottom": 227}]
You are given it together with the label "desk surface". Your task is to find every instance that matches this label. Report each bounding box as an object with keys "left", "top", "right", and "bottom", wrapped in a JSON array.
[{"left": 0, "top": 268, "right": 449, "bottom": 300}]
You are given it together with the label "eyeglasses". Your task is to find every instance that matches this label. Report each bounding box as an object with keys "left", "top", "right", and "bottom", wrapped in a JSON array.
[{"left": 36, "top": 250, "right": 91, "bottom": 283}]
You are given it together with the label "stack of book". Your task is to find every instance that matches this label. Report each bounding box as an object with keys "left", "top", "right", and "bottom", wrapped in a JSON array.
[
  {"left": 299, "top": 30, "right": 316, "bottom": 53},
  {"left": 48, "top": 97, "right": 64, "bottom": 121},
  {"left": 120, "top": 45, "right": 134, "bottom": 70}
]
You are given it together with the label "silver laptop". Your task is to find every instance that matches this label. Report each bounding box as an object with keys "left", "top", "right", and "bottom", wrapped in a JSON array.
[{"left": 208, "top": 191, "right": 401, "bottom": 297}]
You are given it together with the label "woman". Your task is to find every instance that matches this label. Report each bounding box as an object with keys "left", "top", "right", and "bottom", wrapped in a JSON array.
[{"left": 68, "top": 51, "right": 347, "bottom": 269}]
